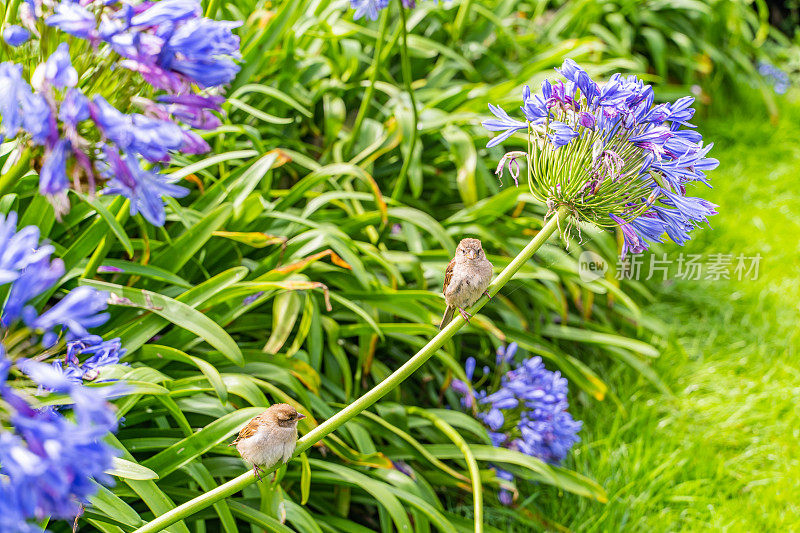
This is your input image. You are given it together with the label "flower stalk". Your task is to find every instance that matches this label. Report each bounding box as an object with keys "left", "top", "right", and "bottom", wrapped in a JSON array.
[
  {"left": 344, "top": 9, "right": 389, "bottom": 158},
  {"left": 391, "top": 0, "right": 419, "bottom": 200},
  {"left": 131, "top": 205, "right": 570, "bottom": 533}
]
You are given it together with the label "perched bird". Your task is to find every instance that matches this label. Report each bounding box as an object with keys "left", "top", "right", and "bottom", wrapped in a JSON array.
[
  {"left": 440, "top": 238, "right": 493, "bottom": 330},
  {"left": 229, "top": 403, "right": 306, "bottom": 481}
]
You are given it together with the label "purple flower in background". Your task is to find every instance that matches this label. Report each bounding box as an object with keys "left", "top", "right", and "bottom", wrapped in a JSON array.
[
  {"left": 0, "top": 356, "right": 121, "bottom": 525},
  {"left": 0, "top": 212, "right": 55, "bottom": 286},
  {"left": 0, "top": 62, "right": 28, "bottom": 139},
  {"left": 350, "top": 0, "right": 389, "bottom": 20},
  {"left": 166, "top": 18, "right": 241, "bottom": 60},
  {"left": 610, "top": 213, "right": 666, "bottom": 256},
  {"left": 483, "top": 59, "right": 720, "bottom": 256},
  {"left": 61, "top": 336, "right": 126, "bottom": 382},
  {"left": 30, "top": 286, "right": 110, "bottom": 346},
  {"left": 101, "top": 147, "right": 189, "bottom": 226},
  {"left": 46, "top": 2, "right": 96, "bottom": 39},
  {"left": 59, "top": 88, "right": 90, "bottom": 129},
  {"left": 496, "top": 341, "right": 518, "bottom": 366},
  {"left": 38, "top": 139, "right": 71, "bottom": 196},
  {"left": 0, "top": 212, "right": 121, "bottom": 530},
  {"left": 452, "top": 345, "right": 582, "bottom": 505},
  {"left": 169, "top": 57, "right": 240, "bottom": 88},
  {"left": 3, "top": 24, "right": 30, "bottom": 46},
  {"left": 758, "top": 61, "right": 790, "bottom": 95},
  {"left": 33, "top": 42, "right": 78, "bottom": 89},
  {"left": 0, "top": 0, "right": 241, "bottom": 224},
  {"left": 156, "top": 93, "right": 224, "bottom": 129},
  {"left": 21, "top": 92, "right": 56, "bottom": 146},
  {"left": 130, "top": 0, "right": 202, "bottom": 27}
]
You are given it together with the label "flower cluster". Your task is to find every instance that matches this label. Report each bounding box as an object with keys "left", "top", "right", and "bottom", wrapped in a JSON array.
[
  {"left": 757, "top": 61, "right": 790, "bottom": 94},
  {"left": 349, "top": 0, "right": 428, "bottom": 21},
  {"left": 452, "top": 343, "right": 582, "bottom": 505},
  {"left": 0, "top": 0, "right": 241, "bottom": 225},
  {"left": 0, "top": 212, "right": 123, "bottom": 531},
  {"left": 483, "top": 59, "right": 720, "bottom": 256}
]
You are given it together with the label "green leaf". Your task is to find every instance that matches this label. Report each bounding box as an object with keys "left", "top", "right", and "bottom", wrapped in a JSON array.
[
  {"left": 107, "top": 457, "right": 160, "bottom": 480},
  {"left": 73, "top": 192, "right": 134, "bottom": 256},
  {"left": 87, "top": 484, "right": 144, "bottom": 528},
  {"left": 140, "top": 344, "right": 229, "bottom": 403},
  {"left": 308, "top": 460, "right": 413, "bottom": 532},
  {"left": 150, "top": 203, "right": 232, "bottom": 273},
  {"left": 80, "top": 279, "right": 244, "bottom": 365}
]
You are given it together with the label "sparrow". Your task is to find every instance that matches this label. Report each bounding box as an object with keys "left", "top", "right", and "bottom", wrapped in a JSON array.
[
  {"left": 440, "top": 238, "right": 493, "bottom": 330},
  {"left": 229, "top": 403, "right": 305, "bottom": 481}
]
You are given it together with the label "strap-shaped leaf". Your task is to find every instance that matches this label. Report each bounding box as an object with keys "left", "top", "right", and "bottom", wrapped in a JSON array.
[{"left": 81, "top": 279, "right": 244, "bottom": 365}]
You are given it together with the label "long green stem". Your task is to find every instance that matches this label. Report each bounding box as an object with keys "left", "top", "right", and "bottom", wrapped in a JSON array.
[
  {"left": 0, "top": 147, "right": 33, "bottom": 197},
  {"left": 344, "top": 10, "right": 389, "bottom": 158},
  {"left": 131, "top": 207, "right": 570, "bottom": 533},
  {"left": 451, "top": 0, "right": 473, "bottom": 43},
  {"left": 390, "top": 1, "right": 419, "bottom": 201},
  {"left": 409, "top": 407, "right": 483, "bottom": 533}
]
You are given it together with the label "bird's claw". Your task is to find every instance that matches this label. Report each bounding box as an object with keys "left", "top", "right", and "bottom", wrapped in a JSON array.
[
  {"left": 253, "top": 466, "right": 263, "bottom": 482},
  {"left": 459, "top": 308, "right": 472, "bottom": 322},
  {"left": 483, "top": 290, "right": 492, "bottom": 300}
]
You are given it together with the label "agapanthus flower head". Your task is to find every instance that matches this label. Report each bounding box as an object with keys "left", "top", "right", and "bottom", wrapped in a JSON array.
[
  {"left": 0, "top": 354, "right": 122, "bottom": 528},
  {"left": 349, "top": 0, "right": 439, "bottom": 21},
  {"left": 3, "top": 24, "right": 30, "bottom": 46},
  {"left": 0, "top": 217, "right": 122, "bottom": 531},
  {"left": 452, "top": 345, "right": 582, "bottom": 505},
  {"left": 483, "top": 59, "right": 720, "bottom": 256},
  {"left": 0, "top": 0, "right": 240, "bottom": 226},
  {"left": 757, "top": 61, "right": 790, "bottom": 95}
]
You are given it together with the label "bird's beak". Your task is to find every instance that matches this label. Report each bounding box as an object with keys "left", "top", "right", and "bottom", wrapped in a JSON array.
[
  {"left": 467, "top": 249, "right": 477, "bottom": 260},
  {"left": 295, "top": 413, "right": 306, "bottom": 420}
]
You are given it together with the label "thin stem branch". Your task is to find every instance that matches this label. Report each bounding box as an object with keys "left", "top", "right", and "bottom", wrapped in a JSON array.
[
  {"left": 131, "top": 206, "right": 570, "bottom": 533},
  {"left": 409, "top": 407, "right": 483, "bottom": 533},
  {"left": 390, "top": 1, "right": 419, "bottom": 201},
  {"left": 344, "top": 10, "right": 389, "bottom": 158}
]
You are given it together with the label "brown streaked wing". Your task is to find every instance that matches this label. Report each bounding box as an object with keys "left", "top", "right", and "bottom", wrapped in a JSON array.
[
  {"left": 442, "top": 258, "right": 455, "bottom": 294},
  {"left": 230, "top": 412, "right": 268, "bottom": 444}
]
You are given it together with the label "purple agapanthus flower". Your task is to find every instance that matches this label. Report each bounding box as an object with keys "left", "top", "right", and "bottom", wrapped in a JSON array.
[
  {"left": 350, "top": 0, "right": 389, "bottom": 20},
  {"left": 2, "top": 24, "right": 30, "bottom": 46},
  {"left": 0, "top": 62, "right": 28, "bottom": 139},
  {"left": 452, "top": 346, "right": 582, "bottom": 505},
  {"left": 33, "top": 42, "right": 78, "bottom": 89},
  {"left": 59, "top": 88, "right": 90, "bottom": 129},
  {"left": 548, "top": 121, "right": 579, "bottom": 148},
  {"left": 46, "top": 2, "right": 96, "bottom": 39},
  {"left": 29, "top": 286, "right": 110, "bottom": 347},
  {"left": 483, "top": 59, "right": 720, "bottom": 256},
  {"left": 1, "top": 355, "right": 121, "bottom": 525},
  {"left": 38, "top": 139, "right": 71, "bottom": 196},
  {"left": 0, "top": 0, "right": 240, "bottom": 225},
  {"left": 349, "top": 0, "right": 439, "bottom": 20},
  {"left": 0, "top": 211, "right": 122, "bottom": 530},
  {"left": 101, "top": 147, "right": 189, "bottom": 226},
  {"left": 21, "top": 93, "right": 56, "bottom": 146}
]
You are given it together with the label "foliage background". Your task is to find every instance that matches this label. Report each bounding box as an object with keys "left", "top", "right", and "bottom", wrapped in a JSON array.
[{"left": 1, "top": 0, "right": 795, "bottom": 531}]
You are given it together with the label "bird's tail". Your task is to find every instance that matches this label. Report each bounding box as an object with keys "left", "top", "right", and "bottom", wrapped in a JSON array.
[{"left": 439, "top": 306, "right": 455, "bottom": 330}]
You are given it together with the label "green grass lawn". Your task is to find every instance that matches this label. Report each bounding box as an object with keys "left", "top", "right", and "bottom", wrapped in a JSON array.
[{"left": 534, "top": 96, "right": 800, "bottom": 531}]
